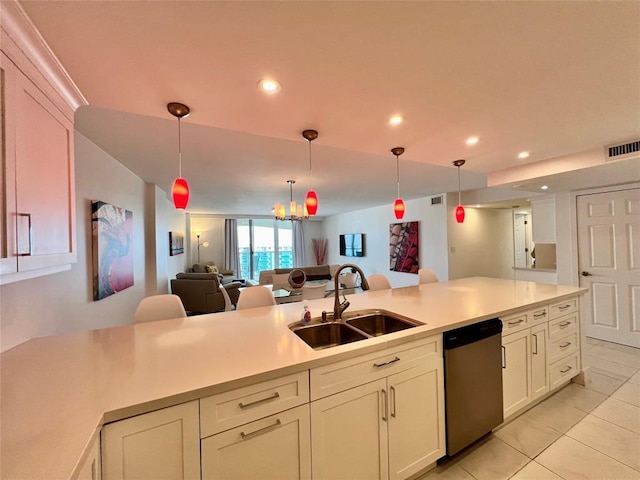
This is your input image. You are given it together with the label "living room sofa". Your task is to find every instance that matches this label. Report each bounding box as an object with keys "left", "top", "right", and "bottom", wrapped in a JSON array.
[
  {"left": 189, "top": 262, "right": 236, "bottom": 285},
  {"left": 170, "top": 273, "right": 242, "bottom": 314}
]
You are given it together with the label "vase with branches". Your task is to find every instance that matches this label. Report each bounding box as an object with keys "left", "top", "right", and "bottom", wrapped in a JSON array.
[{"left": 312, "top": 238, "right": 328, "bottom": 265}]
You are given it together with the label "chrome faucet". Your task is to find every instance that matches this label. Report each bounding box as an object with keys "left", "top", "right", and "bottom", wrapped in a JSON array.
[{"left": 333, "top": 264, "right": 370, "bottom": 321}]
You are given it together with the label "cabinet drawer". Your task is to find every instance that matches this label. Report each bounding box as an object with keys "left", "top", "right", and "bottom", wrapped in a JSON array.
[
  {"left": 548, "top": 313, "right": 579, "bottom": 339},
  {"left": 549, "top": 353, "right": 580, "bottom": 390},
  {"left": 310, "top": 336, "right": 441, "bottom": 400},
  {"left": 500, "top": 311, "right": 529, "bottom": 334},
  {"left": 201, "top": 404, "right": 311, "bottom": 480},
  {"left": 549, "top": 297, "right": 578, "bottom": 320},
  {"left": 200, "top": 371, "right": 309, "bottom": 437},
  {"left": 547, "top": 331, "right": 579, "bottom": 364},
  {"left": 529, "top": 306, "right": 549, "bottom": 327}
]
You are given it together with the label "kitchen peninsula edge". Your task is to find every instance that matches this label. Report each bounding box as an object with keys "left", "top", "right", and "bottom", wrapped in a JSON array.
[{"left": 0, "top": 277, "right": 586, "bottom": 479}]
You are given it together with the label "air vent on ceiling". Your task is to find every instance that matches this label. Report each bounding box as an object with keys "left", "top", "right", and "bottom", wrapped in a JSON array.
[
  {"left": 605, "top": 139, "right": 640, "bottom": 161},
  {"left": 431, "top": 195, "right": 443, "bottom": 205}
]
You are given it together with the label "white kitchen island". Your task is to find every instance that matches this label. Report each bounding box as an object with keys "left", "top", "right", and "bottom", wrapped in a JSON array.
[{"left": 0, "top": 277, "right": 586, "bottom": 479}]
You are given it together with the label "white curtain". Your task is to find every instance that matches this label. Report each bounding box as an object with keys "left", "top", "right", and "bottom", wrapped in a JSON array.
[
  {"left": 224, "top": 219, "right": 239, "bottom": 276},
  {"left": 293, "top": 221, "right": 307, "bottom": 267}
]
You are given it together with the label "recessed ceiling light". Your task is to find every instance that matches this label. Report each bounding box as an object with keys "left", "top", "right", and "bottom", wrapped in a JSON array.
[
  {"left": 466, "top": 137, "right": 479, "bottom": 146},
  {"left": 389, "top": 115, "right": 404, "bottom": 126},
  {"left": 259, "top": 79, "right": 280, "bottom": 93},
  {"left": 541, "top": 185, "right": 549, "bottom": 190},
  {"left": 517, "top": 151, "right": 530, "bottom": 159}
]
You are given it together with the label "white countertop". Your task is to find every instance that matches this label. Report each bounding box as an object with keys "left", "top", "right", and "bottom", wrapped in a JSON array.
[{"left": 0, "top": 277, "right": 585, "bottom": 479}]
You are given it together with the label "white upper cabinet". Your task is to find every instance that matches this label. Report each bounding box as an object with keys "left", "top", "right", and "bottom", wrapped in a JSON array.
[
  {"left": 0, "top": 1, "right": 85, "bottom": 284},
  {"left": 531, "top": 196, "right": 556, "bottom": 244}
]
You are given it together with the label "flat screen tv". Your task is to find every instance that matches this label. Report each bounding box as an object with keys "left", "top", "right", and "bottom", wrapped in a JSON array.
[{"left": 339, "top": 233, "right": 365, "bottom": 257}]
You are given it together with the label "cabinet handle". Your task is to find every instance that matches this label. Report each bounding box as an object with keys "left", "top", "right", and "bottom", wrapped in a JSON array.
[
  {"left": 390, "top": 386, "right": 397, "bottom": 418},
  {"left": 559, "top": 304, "right": 572, "bottom": 311},
  {"left": 381, "top": 389, "right": 388, "bottom": 422},
  {"left": 17, "top": 213, "right": 32, "bottom": 256},
  {"left": 374, "top": 356, "right": 400, "bottom": 368},
  {"left": 238, "top": 392, "right": 280, "bottom": 409},
  {"left": 240, "top": 418, "right": 281, "bottom": 440},
  {"left": 560, "top": 366, "right": 573, "bottom": 374},
  {"left": 559, "top": 321, "right": 572, "bottom": 328},
  {"left": 508, "top": 319, "right": 524, "bottom": 326},
  {"left": 560, "top": 341, "right": 571, "bottom": 348},
  {"left": 502, "top": 346, "right": 506, "bottom": 369},
  {"left": 533, "top": 311, "right": 547, "bottom": 318},
  {"left": 532, "top": 334, "right": 538, "bottom": 355}
]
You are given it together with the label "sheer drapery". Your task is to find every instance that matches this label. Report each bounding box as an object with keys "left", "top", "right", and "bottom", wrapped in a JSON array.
[
  {"left": 224, "top": 219, "right": 239, "bottom": 276},
  {"left": 292, "top": 221, "right": 307, "bottom": 267}
]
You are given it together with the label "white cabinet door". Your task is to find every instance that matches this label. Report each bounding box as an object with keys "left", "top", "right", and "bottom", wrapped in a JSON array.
[
  {"left": 502, "top": 330, "right": 531, "bottom": 418},
  {"left": 101, "top": 401, "right": 200, "bottom": 480},
  {"left": 311, "top": 379, "right": 388, "bottom": 480},
  {"left": 0, "top": 50, "right": 76, "bottom": 280},
  {"left": 530, "top": 323, "right": 549, "bottom": 400},
  {"left": 202, "top": 404, "right": 311, "bottom": 480},
  {"left": 387, "top": 362, "right": 445, "bottom": 480},
  {"left": 531, "top": 196, "right": 556, "bottom": 244}
]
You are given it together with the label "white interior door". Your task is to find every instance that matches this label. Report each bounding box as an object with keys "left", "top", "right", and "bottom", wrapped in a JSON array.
[
  {"left": 577, "top": 187, "right": 640, "bottom": 347},
  {"left": 514, "top": 214, "right": 527, "bottom": 268}
]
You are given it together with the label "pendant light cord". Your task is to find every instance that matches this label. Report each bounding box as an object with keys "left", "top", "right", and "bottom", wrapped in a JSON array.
[
  {"left": 308, "top": 140, "right": 313, "bottom": 190},
  {"left": 457, "top": 164, "right": 461, "bottom": 205},
  {"left": 396, "top": 154, "right": 401, "bottom": 198},
  {"left": 177, "top": 116, "right": 183, "bottom": 178}
]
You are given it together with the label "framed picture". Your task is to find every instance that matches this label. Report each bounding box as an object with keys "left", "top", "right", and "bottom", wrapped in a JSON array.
[
  {"left": 169, "top": 231, "right": 184, "bottom": 256},
  {"left": 389, "top": 221, "right": 419, "bottom": 273},
  {"left": 92, "top": 201, "right": 134, "bottom": 300}
]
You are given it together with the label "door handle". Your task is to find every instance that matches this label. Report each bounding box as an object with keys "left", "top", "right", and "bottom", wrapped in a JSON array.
[
  {"left": 390, "top": 386, "right": 397, "bottom": 418},
  {"left": 581, "top": 271, "right": 593, "bottom": 277},
  {"left": 502, "top": 346, "right": 506, "bottom": 369},
  {"left": 532, "top": 334, "right": 538, "bottom": 355},
  {"left": 381, "top": 389, "right": 388, "bottom": 422}
]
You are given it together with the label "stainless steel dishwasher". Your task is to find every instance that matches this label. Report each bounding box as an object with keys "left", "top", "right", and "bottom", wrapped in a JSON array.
[{"left": 443, "top": 318, "right": 503, "bottom": 456}]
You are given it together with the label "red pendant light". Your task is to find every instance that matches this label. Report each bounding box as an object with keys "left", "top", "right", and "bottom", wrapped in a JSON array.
[
  {"left": 391, "top": 147, "right": 405, "bottom": 220},
  {"left": 303, "top": 129, "right": 319, "bottom": 216},
  {"left": 168, "top": 102, "right": 191, "bottom": 210},
  {"left": 453, "top": 159, "right": 466, "bottom": 223},
  {"left": 394, "top": 198, "right": 405, "bottom": 219}
]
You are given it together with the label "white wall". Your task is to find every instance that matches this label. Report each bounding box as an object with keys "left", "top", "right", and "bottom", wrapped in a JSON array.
[
  {"left": 302, "top": 220, "right": 325, "bottom": 266},
  {"left": 156, "top": 186, "right": 187, "bottom": 292},
  {"left": 447, "top": 193, "right": 515, "bottom": 281},
  {"left": 1, "top": 133, "right": 152, "bottom": 352},
  {"left": 323, "top": 195, "right": 449, "bottom": 287},
  {"left": 189, "top": 215, "right": 225, "bottom": 267}
]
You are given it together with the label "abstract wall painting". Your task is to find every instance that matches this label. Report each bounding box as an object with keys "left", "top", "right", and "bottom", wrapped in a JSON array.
[
  {"left": 169, "top": 231, "right": 184, "bottom": 256},
  {"left": 92, "top": 201, "right": 134, "bottom": 301},
  {"left": 389, "top": 221, "right": 419, "bottom": 273}
]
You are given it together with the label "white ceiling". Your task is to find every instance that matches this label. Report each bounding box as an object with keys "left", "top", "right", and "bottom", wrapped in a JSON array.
[{"left": 19, "top": 0, "right": 640, "bottom": 216}]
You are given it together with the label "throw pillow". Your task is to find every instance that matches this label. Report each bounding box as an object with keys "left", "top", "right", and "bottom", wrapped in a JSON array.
[
  {"left": 192, "top": 263, "right": 207, "bottom": 273},
  {"left": 206, "top": 264, "right": 219, "bottom": 274}
]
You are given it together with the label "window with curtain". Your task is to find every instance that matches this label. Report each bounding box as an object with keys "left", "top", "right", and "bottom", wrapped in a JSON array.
[{"left": 237, "top": 219, "right": 293, "bottom": 281}]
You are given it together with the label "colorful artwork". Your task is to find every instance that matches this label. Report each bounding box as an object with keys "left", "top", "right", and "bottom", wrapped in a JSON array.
[
  {"left": 92, "top": 201, "right": 134, "bottom": 300},
  {"left": 169, "top": 231, "right": 184, "bottom": 256},
  {"left": 389, "top": 221, "right": 419, "bottom": 273}
]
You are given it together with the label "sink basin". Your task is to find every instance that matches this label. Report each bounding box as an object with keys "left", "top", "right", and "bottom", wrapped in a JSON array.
[
  {"left": 291, "top": 322, "right": 368, "bottom": 350},
  {"left": 344, "top": 310, "right": 423, "bottom": 337}
]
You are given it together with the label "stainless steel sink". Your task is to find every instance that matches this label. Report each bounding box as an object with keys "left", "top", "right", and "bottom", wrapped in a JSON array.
[
  {"left": 344, "top": 309, "right": 423, "bottom": 337},
  {"left": 290, "top": 309, "right": 423, "bottom": 349},
  {"left": 291, "top": 322, "right": 368, "bottom": 350}
]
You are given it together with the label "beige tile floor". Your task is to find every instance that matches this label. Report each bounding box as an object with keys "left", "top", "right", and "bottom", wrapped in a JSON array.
[{"left": 420, "top": 338, "right": 640, "bottom": 480}]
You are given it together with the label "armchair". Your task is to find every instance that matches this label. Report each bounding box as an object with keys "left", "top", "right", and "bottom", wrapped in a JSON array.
[{"left": 170, "top": 273, "right": 241, "bottom": 314}]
